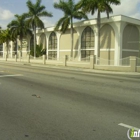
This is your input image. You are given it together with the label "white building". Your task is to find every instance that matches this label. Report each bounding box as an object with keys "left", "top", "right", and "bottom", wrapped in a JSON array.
[{"left": 1, "top": 15, "right": 140, "bottom": 65}]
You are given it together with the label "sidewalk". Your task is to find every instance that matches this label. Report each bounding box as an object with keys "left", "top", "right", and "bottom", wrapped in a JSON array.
[{"left": 0, "top": 60, "right": 140, "bottom": 76}]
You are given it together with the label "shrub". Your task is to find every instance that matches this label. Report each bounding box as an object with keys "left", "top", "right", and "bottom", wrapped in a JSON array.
[{"left": 30, "top": 44, "right": 46, "bottom": 57}]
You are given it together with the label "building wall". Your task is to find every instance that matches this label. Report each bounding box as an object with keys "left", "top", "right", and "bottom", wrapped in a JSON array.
[
  {"left": 60, "top": 29, "right": 79, "bottom": 58},
  {"left": 100, "top": 24, "right": 115, "bottom": 49},
  {"left": 59, "top": 51, "right": 78, "bottom": 60},
  {"left": 100, "top": 24, "right": 115, "bottom": 60},
  {"left": 100, "top": 51, "right": 114, "bottom": 59},
  {"left": 100, "top": 51, "right": 114, "bottom": 65}
]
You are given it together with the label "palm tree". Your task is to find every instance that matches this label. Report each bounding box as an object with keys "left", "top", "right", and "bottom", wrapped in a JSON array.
[
  {"left": 7, "top": 14, "right": 32, "bottom": 56},
  {"left": 25, "top": 0, "right": 53, "bottom": 58},
  {"left": 77, "top": 0, "right": 120, "bottom": 58},
  {"left": 54, "top": 0, "right": 88, "bottom": 58},
  {"left": 0, "top": 29, "right": 15, "bottom": 57}
]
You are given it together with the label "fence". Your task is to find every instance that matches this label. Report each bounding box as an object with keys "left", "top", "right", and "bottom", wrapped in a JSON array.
[
  {"left": 119, "top": 57, "right": 130, "bottom": 66},
  {"left": 96, "top": 57, "right": 130, "bottom": 66},
  {"left": 136, "top": 57, "right": 140, "bottom": 66},
  {"left": 0, "top": 54, "right": 140, "bottom": 72},
  {"left": 96, "top": 57, "right": 114, "bottom": 66},
  {"left": 0, "top": 51, "right": 3, "bottom": 58}
]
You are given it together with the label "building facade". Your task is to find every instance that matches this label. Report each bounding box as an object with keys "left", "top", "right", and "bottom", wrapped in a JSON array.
[{"left": 1, "top": 15, "right": 140, "bottom": 66}]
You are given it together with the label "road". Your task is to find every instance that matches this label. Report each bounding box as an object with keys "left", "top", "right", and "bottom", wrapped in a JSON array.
[{"left": 0, "top": 62, "right": 140, "bottom": 140}]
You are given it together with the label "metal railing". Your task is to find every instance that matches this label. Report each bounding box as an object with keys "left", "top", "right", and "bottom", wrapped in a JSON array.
[
  {"left": 119, "top": 57, "right": 130, "bottom": 66},
  {"left": 81, "top": 56, "right": 90, "bottom": 62}
]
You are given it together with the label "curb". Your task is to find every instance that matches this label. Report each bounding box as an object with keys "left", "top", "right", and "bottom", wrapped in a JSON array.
[{"left": 0, "top": 60, "right": 140, "bottom": 76}]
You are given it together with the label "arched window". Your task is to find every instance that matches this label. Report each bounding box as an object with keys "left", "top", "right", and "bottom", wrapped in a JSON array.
[
  {"left": 122, "top": 24, "right": 139, "bottom": 58},
  {"left": 48, "top": 32, "right": 57, "bottom": 59},
  {"left": 81, "top": 27, "right": 94, "bottom": 60}
]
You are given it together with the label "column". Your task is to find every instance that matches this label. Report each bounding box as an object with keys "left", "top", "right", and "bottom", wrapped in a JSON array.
[
  {"left": 11, "top": 41, "right": 13, "bottom": 58},
  {"left": 130, "top": 56, "right": 136, "bottom": 72},
  {"left": 36, "top": 34, "right": 40, "bottom": 45},
  {"left": 56, "top": 32, "right": 61, "bottom": 60},
  {"left": 114, "top": 22, "right": 126, "bottom": 65},
  {"left": 94, "top": 25, "right": 98, "bottom": 64},
  {"left": 46, "top": 32, "right": 51, "bottom": 60},
  {"left": 75, "top": 27, "right": 82, "bottom": 61}
]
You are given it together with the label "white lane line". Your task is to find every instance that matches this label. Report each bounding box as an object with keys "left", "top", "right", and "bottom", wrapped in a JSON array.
[
  {"left": 118, "top": 123, "right": 140, "bottom": 130},
  {"left": 0, "top": 74, "right": 23, "bottom": 78}
]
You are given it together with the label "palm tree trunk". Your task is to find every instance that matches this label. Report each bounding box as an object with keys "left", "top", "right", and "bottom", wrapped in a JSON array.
[
  {"left": 70, "top": 17, "right": 74, "bottom": 58},
  {"left": 34, "top": 25, "right": 36, "bottom": 58},
  {"left": 20, "top": 39, "right": 23, "bottom": 58},
  {"left": 15, "top": 40, "right": 17, "bottom": 54},
  {"left": 97, "top": 10, "right": 101, "bottom": 59}
]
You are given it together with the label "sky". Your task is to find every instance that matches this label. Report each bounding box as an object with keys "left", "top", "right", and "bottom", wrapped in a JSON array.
[{"left": 0, "top": 0, "right": 140, "bottom": 29}]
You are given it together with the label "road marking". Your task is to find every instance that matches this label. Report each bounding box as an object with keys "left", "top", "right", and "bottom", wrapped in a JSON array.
[
  {"left": 118, "top": 123, "right": 139, "bottom": 130},
  {"left": 0, "top": 74, "right": 23, "bottom": 78}
]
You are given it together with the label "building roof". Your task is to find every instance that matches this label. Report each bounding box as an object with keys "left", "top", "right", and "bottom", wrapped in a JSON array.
[{"left": 36, "top": 15, "right": 140, "bottom": 33}]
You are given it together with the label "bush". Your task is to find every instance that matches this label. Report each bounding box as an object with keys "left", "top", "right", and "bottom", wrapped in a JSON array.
[{"left": 30, "top": 44, "right": 46, "bottom": 57}]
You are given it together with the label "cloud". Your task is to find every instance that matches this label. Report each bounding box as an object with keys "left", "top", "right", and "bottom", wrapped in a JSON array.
[
  {"left": 53, "top": 0, "right": 59, "bottom": 3},
  {"left": 88, "top": 0, "right": 140, "bottom": 19},
  {"left": 132, "top": 13, "right": 140, "bottom": 19},
  {"left": 0, "top": 7, "right": 14, "bottom": 20},
  {"left": 41, "top": 17, "right": 55, "bottom": 28},
  {"left": 112, "top": 0, "right": 140, "bottom": 18}
]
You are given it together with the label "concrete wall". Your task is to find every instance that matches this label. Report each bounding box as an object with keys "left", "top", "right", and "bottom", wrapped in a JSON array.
[
  {"left": 100, "top": 24, "right": 115, "bottom": 62},
  {"left": 67, "top": 61, "right": 90, "bottom": 68},
  {"left": 95, "top": 65, "right": 131, "bottom": 72},
  {"left": 100, "top": 51, "right": 114, "bottom": 60},
  {"left": 60, "top": 30, "right": 79, "bottom": 51},
  {"left": 136, "top": 67, "right": 140, "bottom": 72},
  {"left": 59, "top": 51, "right": 78, "bottom": 59},
  {"left": 100, "top": 24, "right": 115, "bottom": 49},
  {"left": 1, "top": 54, "right": 140, "bottom": 72}
]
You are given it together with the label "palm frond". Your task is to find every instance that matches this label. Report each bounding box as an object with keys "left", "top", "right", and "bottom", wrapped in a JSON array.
[
  {"left": 54, "top": 16, "right": 69, "bottom": 31},
  {"left": 73, "top": 11, "right": 88, "bottom": 20},
  {"left": 37, "top": 11, "right": 53, "bottom": 17},
  {"left": 34, "top": 16, "right": 44, "bottom": 29},
  {"left": 61, "top": 17, "right": 70, "bottom": 33}
]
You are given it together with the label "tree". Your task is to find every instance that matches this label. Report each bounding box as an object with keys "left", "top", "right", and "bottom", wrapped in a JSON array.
[
  {"left": 25, "top": 0, "right": 53, "bottom": 58},
  {"left": 77, "top": 0, "right": 120, "bottom": 58},
  {"left": 0, "top": 29, "right": 15, "bottom": 57},
  {"left": 7, "top": 14, "right": 32, "bottom": 56},
  {"left": 54, "top": 0, "right": 88, "bottom": 58}
]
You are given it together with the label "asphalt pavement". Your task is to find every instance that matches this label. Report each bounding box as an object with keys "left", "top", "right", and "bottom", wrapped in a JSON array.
[{"left": 0, "top": 62, "right": 140, "bottom": 140}]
